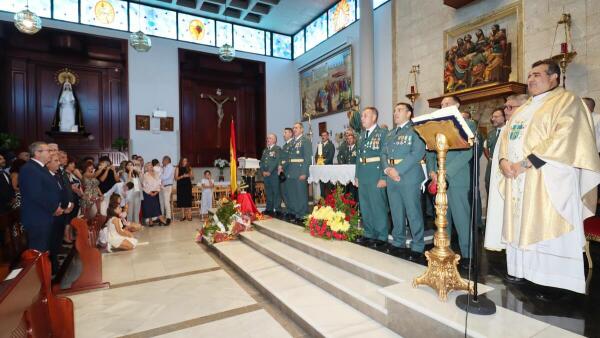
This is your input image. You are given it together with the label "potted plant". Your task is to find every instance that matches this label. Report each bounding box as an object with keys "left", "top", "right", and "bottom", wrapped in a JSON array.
[
  {"left": 214, "top": 158, "right": 229, "bottom": 182},
  {"left": 0, "top": 132, "right": 20, "bottom": 152},
  {"left": 111, "top": 137, "right": 128, "bottom": 152}
]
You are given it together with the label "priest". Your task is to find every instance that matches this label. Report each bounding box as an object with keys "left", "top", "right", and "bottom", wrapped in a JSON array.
[{"left": 495, "top": 59, "right": 600, "bottom": 294}]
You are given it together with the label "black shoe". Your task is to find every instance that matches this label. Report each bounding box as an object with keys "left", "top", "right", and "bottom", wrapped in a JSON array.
[
  {"left": 166, "top": 218, "right": 172, "bottom": 225},
  {"left": 407, "top": 251, "right": 425, "bottom": 263},
  {"left": 369, "top": 240, "right": 388, "bottom": 250},
  {"left": 459, "top": 258, "right": 473, "bottom": 271},
  {"left": 354, "top": 236, "right": 373, "bottom": 246},
  {"left": 503, "top": 274, "right": 527, "bottom": 285},
  {"left": 387, "top": 245, "right": 408, "bottom": 258}
]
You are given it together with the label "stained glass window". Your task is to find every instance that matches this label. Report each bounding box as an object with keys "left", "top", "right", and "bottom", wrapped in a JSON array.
[
  {"left": 216, "top": 21, "right": 233, "bottom": 47},
  {"left": 178, "top": 14, "right": 215, "bottom": 46},
  {"left": 305, "top": 13, "right": 327, "bottom": 51},
  {"left": 374, "top": 0, "right": 388, "bottom": 9},
  {"left": 273, "top": 33, "right": 292, "bottom": 59},
  {"left": 233, "top": 25, "right": 265, "bottom": 55},
  {"left": 53, "top": 0, "right": 79, "bottom": 22},
  {"left": 328, "top": 0, "right": 355, "bottom": 37},
  {"left": 0, "top": 0, "right": 51, "bottom": 18},
  {"left": 129, "top": 3, "right": 176, "bottom": 39},
  {"left": 265, "top": 32, "right": 272, "bottom": 56},
  {"left": 81, "top": 0, "right": 128, "bottom": 30},
  {"left": 293, "top": 31, "right": 305, "bottom": 58}
]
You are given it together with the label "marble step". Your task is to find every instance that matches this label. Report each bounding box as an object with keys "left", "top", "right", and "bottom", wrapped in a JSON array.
[
  {"left": 239, "top": 230, "right": 387, "bottom": 323},
  {"left": 212, "top": 240, "right": 400, "bottom": 338},
  {"left": 253, "top": 218, "right": 426, "bottom": 286}
]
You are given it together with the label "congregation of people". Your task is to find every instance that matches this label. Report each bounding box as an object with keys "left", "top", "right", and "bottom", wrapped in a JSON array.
[
  {"left": 260, "top": 58, "right": 600, "bottom": 295},
  {"left": 0, "top": 145, "right": 206, "bottom": 274}
]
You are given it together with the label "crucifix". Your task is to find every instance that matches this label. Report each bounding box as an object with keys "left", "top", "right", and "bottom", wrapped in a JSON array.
[{"left": 200, "top": 88, "right": 237, "bottom": 128}]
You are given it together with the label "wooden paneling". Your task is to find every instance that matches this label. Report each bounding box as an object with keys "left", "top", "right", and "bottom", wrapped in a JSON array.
[
  {"left": 0, "top": 23, "right": 128, "bottom": 158},
  {"left": 427, "top": 81, "right": 528, "bottom": 108},
  {"left": 179, "top": 49, "right": 266, "bottom": 167}
]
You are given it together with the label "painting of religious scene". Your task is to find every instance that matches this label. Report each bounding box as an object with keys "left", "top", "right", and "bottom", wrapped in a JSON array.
[
  {"left": 443, "top": 3, "right": 522, "bottom": 93},
  {"left": 300, "top": 47, "right": 353, "bottom": 119}
]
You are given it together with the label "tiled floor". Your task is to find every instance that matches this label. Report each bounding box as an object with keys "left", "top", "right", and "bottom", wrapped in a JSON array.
[{"left": 69, "top": 220, "right": 305, "bottom": 338}]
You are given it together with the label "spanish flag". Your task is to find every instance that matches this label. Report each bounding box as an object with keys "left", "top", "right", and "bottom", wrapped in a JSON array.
[{"left": 229, "top": 119, "right": 237, "bottom": 195}]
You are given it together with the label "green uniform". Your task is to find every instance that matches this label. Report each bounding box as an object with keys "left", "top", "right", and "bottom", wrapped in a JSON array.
[
  {"left": 425, "top": 119, "right": 476, "bottom": 258},
  {"left": 381, "top": 122, "right": 426, "bottom": 252},
  {"left": 356, "top": 126, "right": 389, "bottom": 241},
  {"left": 349, "top": 110, "right": 362, "bottom": 134},
  {"left": 280, "top": 139, "right": 292, "bottom": 214},
  {"left": 484, "top": 127, "right": 501, "bottom": 193},
  {"left": 260, "top": 145, "right": 282, "bottom": 213},
  {"left": 317, "top": 140, "right": 335, "bottom": 197},
  {"left": 286, "top": 135, "right": 313, "bottom": 219},
  {"left": 337, "top": 142, "right": 357, "bottom": 164}
]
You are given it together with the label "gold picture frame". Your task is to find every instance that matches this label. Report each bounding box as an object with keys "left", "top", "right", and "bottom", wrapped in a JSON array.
[
  {"left": 160, "top": 117, "right": 174, "bottom": 131},
  {"left": 443, "top": 1, "right": 523, "bottom": 94}
]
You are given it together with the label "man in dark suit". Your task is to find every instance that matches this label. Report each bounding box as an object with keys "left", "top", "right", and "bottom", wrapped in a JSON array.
[
  {"left": 0, "top": 153, "right": 15, "bottom": 212},
  {"left": 19, "top": 142, "right": 63, "bottom": 254},
  {"left": 47, "top": 153, "right": 73, "bottom": 271}
]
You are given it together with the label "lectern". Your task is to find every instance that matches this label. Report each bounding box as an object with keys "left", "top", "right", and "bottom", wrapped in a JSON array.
[{"left": 411, "top": 106, "right": 474, "bottom": 301}]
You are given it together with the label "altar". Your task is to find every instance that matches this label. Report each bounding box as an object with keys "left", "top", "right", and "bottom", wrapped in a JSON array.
[{"left": 308, "top": 164, "right": 356, "bottom": 199}]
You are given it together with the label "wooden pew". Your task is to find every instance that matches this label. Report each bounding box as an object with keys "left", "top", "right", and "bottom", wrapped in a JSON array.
[
  {"left": 56, "top": 215, "right": 109, "bottom": 293},
  {"left": 0, "top": 249, "right": 74, "bottom": 338},
  {"left": 0, "top": 209, "right": 27, "bottom": 281}
]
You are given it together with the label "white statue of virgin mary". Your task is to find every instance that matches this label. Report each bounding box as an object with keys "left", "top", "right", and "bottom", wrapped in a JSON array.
[{"left": 58, "top": 79, "right": 77, "bottom": 132}]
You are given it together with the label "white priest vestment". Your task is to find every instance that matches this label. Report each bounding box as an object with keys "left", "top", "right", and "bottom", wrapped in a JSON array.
[
  {"left": 495, "top": 88, "right": 600, "bottom": 293},
  {"left": 484, "top": 125, "right": 505, "bottom": 251}
]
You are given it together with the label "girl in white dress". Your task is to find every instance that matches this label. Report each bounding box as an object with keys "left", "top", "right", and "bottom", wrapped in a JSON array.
[
  {"left": 106, "top": 200, "right": 138, "bottom": 251},
  {"left": 200, "top": 170, "right": 214, "bottom": 220}
]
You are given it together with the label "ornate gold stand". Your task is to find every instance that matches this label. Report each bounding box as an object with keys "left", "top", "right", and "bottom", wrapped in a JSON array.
[
  {"left": 413, "top": 133, "right": 473, "bottom": 301},
  {"left": 316, "top": 154, "right": 325, "bottom": 165}
]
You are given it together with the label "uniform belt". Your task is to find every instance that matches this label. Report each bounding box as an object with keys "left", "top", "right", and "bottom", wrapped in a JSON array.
[
  {"left": 388, "top": 159, "right": 403, "bottom": 165},
  {"left": 289, "top": 159, "right": 304, "bottom": 163},
  {"left": 359, "top": 156, "right": 380, "bottom": 164}
]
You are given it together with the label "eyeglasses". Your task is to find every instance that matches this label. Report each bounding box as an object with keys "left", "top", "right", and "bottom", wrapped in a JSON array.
[{"left": 503, "top": 104, "right": 521, "bottom": 110}]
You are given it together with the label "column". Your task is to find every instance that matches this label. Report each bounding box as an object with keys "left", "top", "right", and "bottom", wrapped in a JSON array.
[{"left": 359, "top": 0, "right": 375, "bottom": 108}]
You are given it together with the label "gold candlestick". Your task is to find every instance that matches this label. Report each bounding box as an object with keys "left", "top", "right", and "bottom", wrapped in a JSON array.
[
  {"left": 413, "top": 133, "right": 473, "bottom": 301},
  {"left": 316, "top": 154, "right": 325, "bottom": 165}
]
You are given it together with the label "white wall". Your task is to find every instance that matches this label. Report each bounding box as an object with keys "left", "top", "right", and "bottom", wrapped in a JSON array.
[
  {"left": 291, "top": 1, "right": 394, "bottom": 154},
  {"left": 1, "top": 2, "right": 394, "bottom": 163},
  {"left": 0, "top": 12, "right": 297, "bottom": 164}
]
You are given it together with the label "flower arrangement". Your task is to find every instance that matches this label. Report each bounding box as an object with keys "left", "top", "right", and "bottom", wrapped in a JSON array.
[
  {"left": 214, "top": 158, "right": 229, "bottom": 169},
  {"left": 304, "top": 186, "right": 362, "bottom": 241},
  {"left": 196, "top": 197, "right": 253, "bottom": 244}
]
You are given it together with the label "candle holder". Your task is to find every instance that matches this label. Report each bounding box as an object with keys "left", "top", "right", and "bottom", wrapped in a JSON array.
[
  {"left": 550, "top": 13, "right": 576, "bottom": 88},
  {"left": 406, "top": 65, "right": 420, "bottom": 104},
  {"left": 316, "top": 154, "right": 325, "bottom": 165}
]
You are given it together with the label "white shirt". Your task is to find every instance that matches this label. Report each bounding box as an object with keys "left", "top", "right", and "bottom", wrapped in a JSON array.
[
  {"left": 104, "top": 182, "right": 128, "bottom": 206},
  {"left": 160, "top": 163, "right": 175, "bottom": 186}
]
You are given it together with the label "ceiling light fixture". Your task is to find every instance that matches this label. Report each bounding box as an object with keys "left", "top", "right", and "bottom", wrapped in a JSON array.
[
  {"left": 14, "top": 0, "right": 42, "bottom": 35},
  {"left": 219, "top": 43, "right": 235, "bottom": 62},
  {"left": 129, "top": 2, "right": 151, "bottom": 52}
]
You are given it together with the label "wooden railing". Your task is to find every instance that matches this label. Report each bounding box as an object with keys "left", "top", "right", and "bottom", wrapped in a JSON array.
[{"left": 0, "top": 250, "right": 74, "bottom": 338}]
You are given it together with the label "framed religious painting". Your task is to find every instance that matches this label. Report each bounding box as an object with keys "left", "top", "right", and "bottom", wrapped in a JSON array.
[
  {"left": 135, "top": 115, "right": 150, "bottom": 130},
  {"left": 160, "top": 117, "right": 174, "bottom": 131},
  {"left": 443, "top": 1, "right": 523, "bottom": 94},
  {"left": 300, "top": 46, "right": 353, "bottom": 120}
]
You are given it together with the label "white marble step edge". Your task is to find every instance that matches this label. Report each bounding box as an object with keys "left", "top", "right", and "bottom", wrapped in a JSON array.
[
  {"left": 239, "top": 230, "right": 388, "bottom": 323},
  {"left": 212, "top": 240, "right": 400, "bottom": 338},
  {"left": 253, "top": 219, "right": 411, "bottom": 286}
]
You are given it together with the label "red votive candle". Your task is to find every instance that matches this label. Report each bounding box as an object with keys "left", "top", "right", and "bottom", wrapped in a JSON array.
[{"left": 561, "top": 42, "right": 568, "bottom": 54}]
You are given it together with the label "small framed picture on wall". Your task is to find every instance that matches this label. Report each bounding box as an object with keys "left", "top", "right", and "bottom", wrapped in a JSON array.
[
  {"left": 160, "top": 117, "right": 174, "bottom": 131},
  {"left": 136, "top": 115, "right": 150, "bottom": 130}
]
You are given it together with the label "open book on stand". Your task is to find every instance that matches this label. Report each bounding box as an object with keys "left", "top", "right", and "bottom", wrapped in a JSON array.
[{"left": 411, "top": 106, "right": 474, "bottom": 150}]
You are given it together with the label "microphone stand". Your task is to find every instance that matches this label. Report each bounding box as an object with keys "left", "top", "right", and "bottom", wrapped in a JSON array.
[{"left": 455, "top": 131, "right": 496, "bottom": 315}]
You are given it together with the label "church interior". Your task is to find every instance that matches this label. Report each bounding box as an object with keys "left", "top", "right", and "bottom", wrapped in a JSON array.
[{"left": 1, "top": 0, "right": 600, "bottom": 337}]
